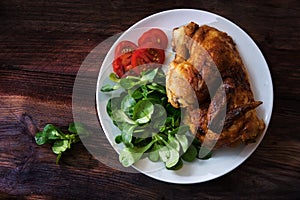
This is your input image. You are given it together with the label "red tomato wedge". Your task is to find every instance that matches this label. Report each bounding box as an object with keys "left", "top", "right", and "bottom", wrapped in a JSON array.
[
  {"left": 114, "top": 40, "right": 138, "bottom": 58},
  {"left": 112, "top": 52, "right": 132, "bottom": 77},
  {"left": 131, "top": 48, "right": 165, "bottom": 74},
  {"left": 131, "top": 48, "right": 165, "bottom": 67},
  {"left": 138, "top": 28, "right": 168, "bottom": 49}
]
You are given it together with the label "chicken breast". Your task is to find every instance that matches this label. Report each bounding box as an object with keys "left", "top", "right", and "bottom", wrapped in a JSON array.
[{"left": 167, "top": 22, "right": 265, "bottom": 149}]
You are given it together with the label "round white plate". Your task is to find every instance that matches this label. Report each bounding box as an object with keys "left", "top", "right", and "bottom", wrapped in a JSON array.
[{"left": 96, "top": 9, "right": 273, "bottom": 184}]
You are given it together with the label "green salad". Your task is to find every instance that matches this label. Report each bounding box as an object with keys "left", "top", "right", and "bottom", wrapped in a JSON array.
[{"left": 101, "top": 68, "right": 211, "bottom": 170}]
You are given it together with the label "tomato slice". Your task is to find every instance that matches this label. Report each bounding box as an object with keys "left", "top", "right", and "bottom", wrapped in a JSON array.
[
  {"left": 138, "top": 29, "right": 168, "bottom": 49},
  {"left": 114, "top": 40, "right": 138, "bottom": 58},
  {"left": 146, "top": 48, "right": 165, "bottom": 64},
  {"left": 131, "top": 49, "right": 150, "bottom": 67},
  {"left": 112, "top": 29, "right": 168, "bottom": 77},
  {"left": 112, "top": 52, "right": 132, "bottom": 77},
  {"left": 131, "top": 48, "right": 165, "bottom": 74}
]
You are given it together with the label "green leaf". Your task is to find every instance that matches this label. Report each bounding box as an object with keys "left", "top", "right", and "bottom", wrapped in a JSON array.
[
  {"left": 68, "top": 123, "right": 78, "bottom": 134},
  {"left": 140, "top": 104, "right": 166, "bottom": 133},
  {"left": 119, "top": 140, "right": 155, "bottom": 167},
  {"left": 146, "top": 83, "right": 166, "bottom": 94},
  {"left": 133, "top": 100, "right": 154, "bottom": 124},
  {"left": 112, "top": 110, "right": 137, "bottom": 125},
  {"left": 119, "top": 148, "right": 141, "bottom": 167},
  {"left": 131, "top": 88, "right": 143, "bottom": 100},
  {"left": 143, "top": 97, "right": 161, "bottom": 105},
  {"left": 168, "top": 135, "right": 180, "bottom": 152},
  {"left": 109, "top": 73, "right": 120, "bottom": 83},
  {"left": 115, "top": 135, "right": 122, "bottom": 144},
  {"left": 68, "top": 122, "right": 86, "bottom": 134},
  {"left": 141, "top": 85, "right": 149, "bottom": 98},
  {"left": 166, "top": 158, "right": 183, "bottom": 170},
  {"left": 140, "top": 68, "right": 158, "bottom": 82},
  {"left": 192, "top": 138, "right": 202, "bottom": 147},
  {"left": 52, "top": 140, "right": 69, "bottom": 154},
  {"left": 155, "top": 134, "right": 180, "bottom": 168},
  {"left": 35, "top": 131, "right": 47, "bottom": 145},
  {"left": 107, "top": 97, "right": 123, "bottom": 118},
  {"left": 198, "top": 146, "right": 213, "bottom": 160},
  {"left": 176, "top": 125, "right": 190, "bottom": 135},
  {"left": 165, "top": 147, "right": 180, "bottom": 168},
  {"left": 175, "top": 134, "right": 189, "bottom": 153},
  {"left": 121, "top": 95, "right": 136, "bottom": 116},
  {"left": 148, "top": 143, "right": 161, "bottom": 162},
  {"left": 121, "top": 124, "right": 136, "bottom": 146},
  {"left": 181, "top": 144, "right": 197, "bottom": 162},
  {"left": 119, "top": 76, "right": 140, "bottom": 90},
  {"left": 100, "top": 84, "right": 115, "bottom": 92},
  {"left": 106, "top": 99, "right": 113, "bottom": 117},
  {"left": 43, "top": 124, "right": 66, "bottom": 140},
  {"left": 158, "top": 146, "right": 170, "bottom": 162}
]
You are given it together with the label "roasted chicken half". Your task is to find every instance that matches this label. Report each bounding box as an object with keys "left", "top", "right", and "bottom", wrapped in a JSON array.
[{"left": 166, "top": 22, "right": 265, "bottom": 148}]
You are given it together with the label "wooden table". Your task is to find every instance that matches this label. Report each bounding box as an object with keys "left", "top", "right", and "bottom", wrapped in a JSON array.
[{"left": 1, "top": 1, "right": 299, "bottom": 199}]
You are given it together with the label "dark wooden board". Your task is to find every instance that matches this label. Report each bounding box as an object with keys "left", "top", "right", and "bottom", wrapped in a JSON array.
[{"left": 1, "top": 0, "right": 300, "bottom": 199}]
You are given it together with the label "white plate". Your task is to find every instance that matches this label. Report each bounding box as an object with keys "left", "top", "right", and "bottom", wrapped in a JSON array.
[{"left": 96, "top": 9, "right": 273, "bottom": 184}]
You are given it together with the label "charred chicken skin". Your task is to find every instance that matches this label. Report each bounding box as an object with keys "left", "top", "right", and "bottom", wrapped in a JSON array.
[{"left": 166, "top": 22, "right": 265, "bottom": 149}]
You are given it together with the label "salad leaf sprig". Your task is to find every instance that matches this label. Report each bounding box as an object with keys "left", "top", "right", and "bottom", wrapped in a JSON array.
[
  {"left": 101, "top": 69, "right": 211, "bottom": 170},
  {"left": 35, "top": 122, "right": 87, "bottom": 164}
]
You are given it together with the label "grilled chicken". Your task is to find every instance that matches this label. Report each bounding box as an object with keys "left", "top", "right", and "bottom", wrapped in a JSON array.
[{"left": 166, "top": 22, "right": 265, "bottom": 148}]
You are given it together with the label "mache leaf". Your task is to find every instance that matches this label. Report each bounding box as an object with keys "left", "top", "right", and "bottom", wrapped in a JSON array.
[
  {"left": 52, "top": 140, "right": 69, "bottom": 154},
  {"left": 140, "top": 68, "right": 158, "bottom": 82},
  {"left": 119, "top": 140, "right": 155, "bottom": 167},
  {"left": 133, "top": 100, "right": 154, "bottom": 124},
  {"left": 175, "top": 134, "right": 189, "bottom": 153},
  {"left": 35, "top": 131, "right": 47, "bottom": 145},
  {"left": 113, "top": 110, "right": 137, "bottom": 125},
  {"left": 181, "top": 144, "right": 197, "bottom": 162},
  {"left": 121, "top": 94, "right": 136, "bottom": 116},
  {"left": 165, "top": 147, "right": 180, "bottom": 168}
]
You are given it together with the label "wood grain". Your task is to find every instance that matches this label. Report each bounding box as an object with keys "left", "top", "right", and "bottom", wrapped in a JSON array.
[{"left": 1, "top": 0, "right": 300, "bottom": 199}]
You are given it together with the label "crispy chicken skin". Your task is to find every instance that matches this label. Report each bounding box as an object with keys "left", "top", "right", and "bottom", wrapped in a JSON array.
[{"left": 167, "top": 22, "right": 265, "bottom": 148}]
